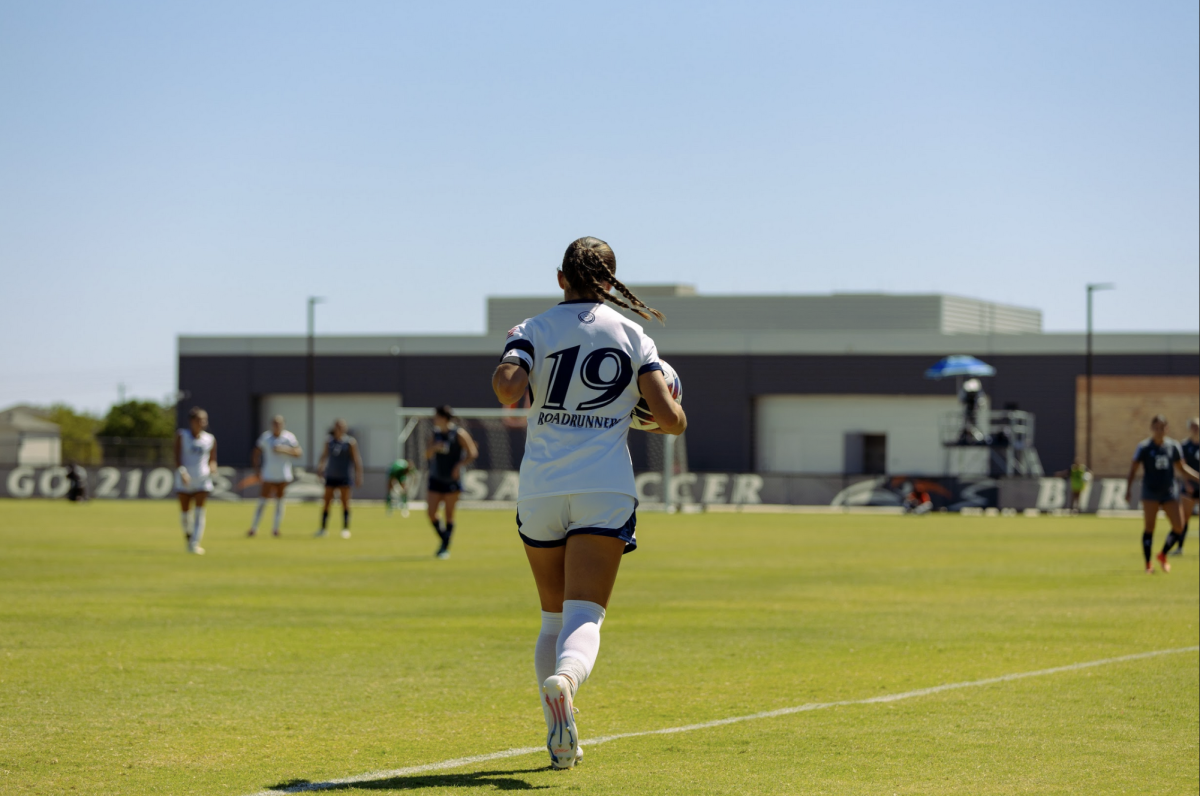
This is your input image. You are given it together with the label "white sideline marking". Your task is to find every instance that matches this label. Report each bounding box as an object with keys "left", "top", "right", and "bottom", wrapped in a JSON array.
[{"left": 246, "top": 646, "right": 1198, "bottom": 795}]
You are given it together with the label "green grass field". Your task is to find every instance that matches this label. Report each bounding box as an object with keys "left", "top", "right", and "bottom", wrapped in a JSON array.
[{"left": 0, "top": 500, "right": 1196, "bottom": 795}]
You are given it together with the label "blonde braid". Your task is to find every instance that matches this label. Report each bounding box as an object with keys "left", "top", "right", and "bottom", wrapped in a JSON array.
[{"left": 608, "top": 275, "right": 664, "bottom": 324}]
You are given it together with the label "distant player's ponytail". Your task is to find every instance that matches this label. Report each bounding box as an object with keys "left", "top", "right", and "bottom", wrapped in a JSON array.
[{"left": 561, "top": 237, "right": 665, "bottom": 324}]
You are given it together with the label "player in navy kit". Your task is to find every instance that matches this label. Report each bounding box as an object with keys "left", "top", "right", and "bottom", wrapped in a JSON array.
[
  {"left": 1168, "top": 417, "right": 1200, "bottom": 556},
  {"left": 1125, "top": 415, "right": 1200, "bottom": 573},
  {"left": 492, "top": 237, "right": 687, "bottom": 770},
  {"left": 425, "top": 406, "right": 478, "bottom": 559},
  {"left": 316, "top": 419, "right": 363, "bottom": 539}
]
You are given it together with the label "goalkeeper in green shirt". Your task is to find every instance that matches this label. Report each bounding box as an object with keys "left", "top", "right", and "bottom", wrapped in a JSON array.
[{"left": 387, "top": 458, "right": 413, "bottom": 517}]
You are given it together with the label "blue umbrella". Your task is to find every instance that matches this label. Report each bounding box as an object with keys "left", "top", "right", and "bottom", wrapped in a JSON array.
[{"left": 924, "top": 355, "right": 995, "bottom": 380}]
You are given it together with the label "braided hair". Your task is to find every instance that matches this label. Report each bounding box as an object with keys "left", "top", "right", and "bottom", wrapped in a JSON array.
[{"left": 560, "top": 237, "right": 665, "bottom": 324}]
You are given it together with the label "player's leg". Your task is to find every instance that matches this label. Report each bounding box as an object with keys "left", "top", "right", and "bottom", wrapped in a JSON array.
[
  {"left": 439, "top": 491, "right": 460, "bottom": 556},
  {"left": 399, "top": 479, "right": 410, "bottom": 516},
  {"left": 248, "top": 483, "right": 268, "bottom": 537},
  {"left": 1174, "top": 489, "right": 1196, "bottom": 555},
  {"left": 317, "top": 486, "right": 334, "bottom": 537},
  {"left": 519, "top": 495, "right": 573, "bottom": 766},
  {"left": 190, "top": 492, "right": 208, "bottom": 554},
  {"left": 1157, "top": 499, "right": 1183, "bottom": 572},
  {"left": 427, "top": 491, "right": 446, "bottom": 552},
  {"left": 1142, "top": 500, "right": 1159, "bottom": 572},
  {"left": 177, "top": 492, "right": 193, "bottom": 546},
  {"left": 266, "top": 484, "right": 281, "bottom": 536},
  {"left": 386, "top": 477, "right": 396, "bottom": 513},
  {"left": 541, "top": 534, "right": 625, "bottom": 770},
  {"left": 523, "top": 539, "right": 567, "bottom": 681},
  {"left": 339, "top": 486, "right": 352, "bottom": 538}
]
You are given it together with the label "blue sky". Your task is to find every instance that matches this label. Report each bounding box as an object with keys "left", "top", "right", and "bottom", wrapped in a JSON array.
[{"left": 1, "top": 1, "right": 1197, "bottom": 412}]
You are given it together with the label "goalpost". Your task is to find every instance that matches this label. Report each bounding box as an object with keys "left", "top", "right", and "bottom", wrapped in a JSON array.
[{"left": 395, "top": 407, "right": 688, "bottom": 511}]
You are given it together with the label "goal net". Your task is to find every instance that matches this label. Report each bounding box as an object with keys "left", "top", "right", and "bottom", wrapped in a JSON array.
[{"left": 394, "top": 407, "right": 689, "bottom": 509}]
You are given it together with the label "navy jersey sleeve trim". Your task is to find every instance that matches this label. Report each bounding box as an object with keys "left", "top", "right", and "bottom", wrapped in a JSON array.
[
  {"left": 501, "top": 353, "right": 531, "bottom": 374},
  {"left": 638, "top": 362, "right": 664, "bottom": 376},
  {"left": 504, "top": 339, "right": 534, "bottom": 357},
  {"left": 558, "top": 299, "right": 602, "bottom": 306}
]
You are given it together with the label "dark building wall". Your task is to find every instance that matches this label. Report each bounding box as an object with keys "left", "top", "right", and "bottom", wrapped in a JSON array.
[{"left": 179, "top": 351, "right": 1200, "bottom": 471}]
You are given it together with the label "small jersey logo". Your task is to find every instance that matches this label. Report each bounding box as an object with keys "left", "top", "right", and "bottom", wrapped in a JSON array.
[
  {"left": 578, "top": 311, "right": 596, "bottom": 324},
  {"left": 507, "top": 326, "right": 519, "bottom": 338}
]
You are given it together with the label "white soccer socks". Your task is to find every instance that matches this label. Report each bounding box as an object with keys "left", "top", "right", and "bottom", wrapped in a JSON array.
[
  {"left": 535, "top": 611, "right": 563, "bottom": 686},
  {"left": 536, "top": 610, "right": 564, "bottom": 731},
  {"left": 273, "top": 499, "right": 285, "bottom": 532},
  {"left": 555, "top": 599, "right": 606, "bottom": 695},
  {"left": 179, "top": 511, "right": 191, "bottom": 538},
  {"left": 191, "top": 508, "right": 206, "bottom": 553},
  {"left": 250, "top": 498, "right": 267, "bottom": 531}
]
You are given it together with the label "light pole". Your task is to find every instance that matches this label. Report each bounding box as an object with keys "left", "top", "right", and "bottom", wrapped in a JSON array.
[
  {"left": 1085, "top": 283, "right": 1114, "bottom": 470},
  {"left": 307, "top": 296, "right": 326, "bottom": 469}
]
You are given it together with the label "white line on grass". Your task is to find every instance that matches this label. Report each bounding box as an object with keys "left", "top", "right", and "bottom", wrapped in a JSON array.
[{"left": 246, "top": 645, "right": 1199, "bottom": 795}]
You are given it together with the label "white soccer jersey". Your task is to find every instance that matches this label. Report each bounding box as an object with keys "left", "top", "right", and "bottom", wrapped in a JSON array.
[
  {"left": 177, "top": 428, "right": 215, "bottom": 492},
  {"left": 258, "top": 430, "right": 301, "bottom": 483},
  {"left": 501, "top": 300, "right": 663, "bottom": 500}
]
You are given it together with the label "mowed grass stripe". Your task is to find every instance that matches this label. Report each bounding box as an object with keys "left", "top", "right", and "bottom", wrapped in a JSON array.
[{"left": 247, "top": 645, "right": 1199, "bottom": 794}]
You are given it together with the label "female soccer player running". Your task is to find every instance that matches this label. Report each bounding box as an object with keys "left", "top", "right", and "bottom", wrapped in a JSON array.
[
  {"left": 174, "top": 407, "right": 217, "bottom": 555},
  {"left": 425, "top": 406, "right": 478, "bottom": 559},
  {"left": 492, "top": 237, "right": 686, "bottom": 770},
  {"left": 1125, "top": 415, "right": 1199, "bottom": 573}
]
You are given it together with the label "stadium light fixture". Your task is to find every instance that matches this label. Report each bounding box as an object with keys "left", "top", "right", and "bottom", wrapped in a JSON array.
[
  {"left": 1085, "top": 283, "right": 1115, "bottom": 471},
  {"left": 307, "top": 297, "right": 326, "bottom": 468}
]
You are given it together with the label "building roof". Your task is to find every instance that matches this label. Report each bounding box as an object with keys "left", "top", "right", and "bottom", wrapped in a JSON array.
[
  {"left": 487, "top": 291, "right": 1043, "bottom": 335},
  {"left": 177, "top": 290, "right": 1198, "bottom": 358},
  {"left": 0, "top": 406, "right": 61, "bottom": 435}
]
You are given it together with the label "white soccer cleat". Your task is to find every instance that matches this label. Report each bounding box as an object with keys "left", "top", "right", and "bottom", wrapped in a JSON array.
[
  {"left": 542, "top": 675, "right": 578, "bottom": 769},
  {"left": 189, "top": 546, "right": 205, "bottom": 556},
  {"left": 340, "top": 529, "right": 351, "bottom": 539}
]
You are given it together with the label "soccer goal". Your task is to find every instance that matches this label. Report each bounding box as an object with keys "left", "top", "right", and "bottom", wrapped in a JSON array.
[{"left": 394, "top": 407, "right": 689, "bottom": 510}]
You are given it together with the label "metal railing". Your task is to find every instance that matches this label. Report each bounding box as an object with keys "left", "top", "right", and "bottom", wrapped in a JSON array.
[{"left": 97, "top": 437, "right": 174, "bottom": 467}]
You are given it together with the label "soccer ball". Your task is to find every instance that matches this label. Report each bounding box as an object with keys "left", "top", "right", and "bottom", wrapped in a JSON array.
[{"left": 630, "top": 359, "right": 682, "bottom": 431}]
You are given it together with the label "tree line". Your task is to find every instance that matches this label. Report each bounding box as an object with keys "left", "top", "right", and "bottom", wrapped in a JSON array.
[{"left": 41, "top": 401, "right": 176, "bottom": 464}]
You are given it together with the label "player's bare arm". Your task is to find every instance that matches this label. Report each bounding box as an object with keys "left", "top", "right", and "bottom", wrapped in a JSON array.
[
  {"left": 174, "top": 430, "right": 191, "bottom": 486},
  {"left": 638, "top": 370, "right": 687, "bottom": 435},
  {"left": 1124, "top": 460, "right": 1140, "bottom": 503},
  {"left": 350, "top": 438, "right": 364, "bottom": 487},
  {"left": 209, "top": 440, "right": 217, "bottom": 471},
  {"left": 278, "top": 441, "right": 303, "bottom": 458},
  {"left": 493, "top": 362, "right": 528, "bottom": 405},
  {"left": 1176, "top": 459, "right": 1200, "bottom": 482},
  {"left": 317, "top": 441, "right": 330, "bottom": 475},
  {"left": 452, "top": 429, "right": 479, "bottom": 480}
]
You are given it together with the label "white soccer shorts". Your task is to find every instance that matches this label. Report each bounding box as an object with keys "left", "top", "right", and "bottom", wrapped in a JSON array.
[
  {"left": 174, "top": 471, "right": 213, "bottom": 494},
  {"left": 516, "top": 492, "right": 638, "bottom": 554}
]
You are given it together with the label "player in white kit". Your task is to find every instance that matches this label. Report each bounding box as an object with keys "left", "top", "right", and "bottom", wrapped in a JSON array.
[
  {"left": 492, "top": 237, "right": 687, "bottom": 770},
  {"left": 174, "top": 407, "right": 217, "bottom": 555},
  {"left": 247, "top": 415, "right": 303, "bottom": 538}
]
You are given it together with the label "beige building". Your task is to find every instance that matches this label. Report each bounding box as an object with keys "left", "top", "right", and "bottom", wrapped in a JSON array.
[
  {"left": 1075, "top": 376, "right": 1200, "bottom": 476},
  {"left": 0, "top": 406, "right": 62, "bottom": 466}
]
